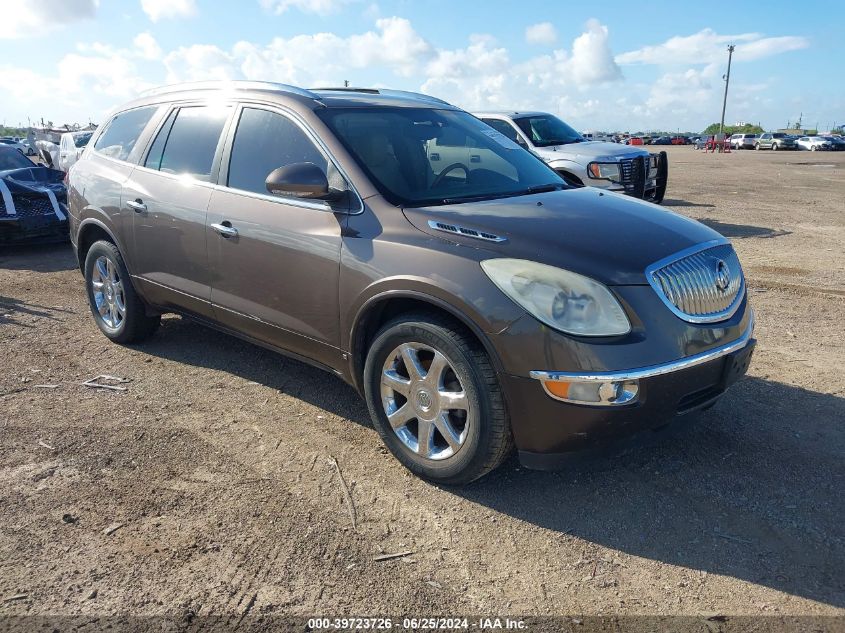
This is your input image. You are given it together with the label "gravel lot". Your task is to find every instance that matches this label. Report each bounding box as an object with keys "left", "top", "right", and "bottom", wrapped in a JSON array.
[{"left": 1, "top": 146, "right": 843, "bottom": 622}]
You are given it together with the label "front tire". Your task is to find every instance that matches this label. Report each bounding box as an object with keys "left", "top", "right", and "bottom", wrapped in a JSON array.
[
  {"left": 363, "top": 313, "right": 512, "bottom": 485},
  {"left": 772, "top": 143, "right": 778, "bottom": 151},
  {"left": 84, "top": 240, "right": 160, "bottom": 344}
]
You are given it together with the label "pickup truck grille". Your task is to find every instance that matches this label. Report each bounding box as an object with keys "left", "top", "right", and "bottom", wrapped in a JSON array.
[
  {"left": 620, "top": 154, "right": 660, "bottom": 199},
  {"left": 620, "top": 156, "right": 645, "bottom": 196},
  {"left": 647, "top": 243, "right": 745, "bottom": 323}
]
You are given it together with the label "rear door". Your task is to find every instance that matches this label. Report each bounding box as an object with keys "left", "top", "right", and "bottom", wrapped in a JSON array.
[
  {"left": 206, "top": 104, "right": 348, "bottom": 368},
  {"left": 124, "top": 103, "right": 234, "bottom": 319}
]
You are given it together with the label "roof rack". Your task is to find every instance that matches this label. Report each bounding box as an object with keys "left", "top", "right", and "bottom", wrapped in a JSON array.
[
  {"left": 311, "top": 87, "right": 452, "bottom": 106},
  {"left": 378, "top": 89, "right": 451, "bottom": 106},
  {"left": 139, "top": 80, "right": 319, "bottom": 100},
  {"left": 311, "top": 87, "right": 380, "bottom": 94}
]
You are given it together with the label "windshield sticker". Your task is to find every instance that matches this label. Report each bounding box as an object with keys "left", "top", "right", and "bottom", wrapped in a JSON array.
[{"left": 480, "top": 129, "right": 521, "bottom": 150}]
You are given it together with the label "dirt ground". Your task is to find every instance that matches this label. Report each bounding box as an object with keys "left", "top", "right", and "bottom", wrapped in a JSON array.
[{"left": 1, "top": 146, "right": 843, "bottom": 623}]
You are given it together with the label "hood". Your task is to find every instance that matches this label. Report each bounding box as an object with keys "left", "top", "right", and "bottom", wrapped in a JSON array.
[
  {"left": 0, "top": 166, "right": 66, "bottom": 197},
  {"left": 534, "top": 140, "right": 649, "bottom": 163},
  {"left": 403, "top": 188, "right": 722, "bottom": 285}
]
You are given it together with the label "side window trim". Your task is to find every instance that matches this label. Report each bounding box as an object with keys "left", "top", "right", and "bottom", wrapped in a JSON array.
[
  {"left": 217, "top": 102, "right": 363, "bottom": 214},
  {"left": 142, "top": 108, "right": 177, "bottom": 171}
]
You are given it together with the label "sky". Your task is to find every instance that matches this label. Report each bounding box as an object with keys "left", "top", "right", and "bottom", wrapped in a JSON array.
[{"left": 1, "top": 0, "right": 842, "bottom": 133}]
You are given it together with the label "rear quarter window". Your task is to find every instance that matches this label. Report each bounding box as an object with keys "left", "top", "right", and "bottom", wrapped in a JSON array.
[{"left": 93, "top": 106, "right": 157, "bottom": 162}]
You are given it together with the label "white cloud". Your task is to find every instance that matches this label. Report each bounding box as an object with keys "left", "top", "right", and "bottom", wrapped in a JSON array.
[
  {"left": 617, "top": 28, "right": 809, "bottom": 65},
  {"left": 140, "top": 0, "right": 197, "bottom": 22},
  {"left": 133, "top": 32, "right": 162, "bottom": 60},
  {"left": 0, "top": 38, "right": 153, "bottom": 126},
  {"left": 259, "top": 0, "right": 349, "bottom": 15},
  {"left": 0, "top": 15, "right": 815, "bottom": 132},
  {"left": 525, "top": 22, "right": 557, "bottom": 45},
  {"left": 164, "top": 17, "right": 433, "bottom": 84},
  {"left": 2, "top": 0, "right": 98, "bottom": 39},
  {"left": 423, "top": 19, "right": 621, "bottom": 111}
]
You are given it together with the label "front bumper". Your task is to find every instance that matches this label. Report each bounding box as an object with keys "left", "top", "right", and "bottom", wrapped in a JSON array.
[
  {"left": 0, "top": 215, "right": 69, "bottom": 244},
  {"left": 500, "top": 313, "right": 755, "bottom": 470}
]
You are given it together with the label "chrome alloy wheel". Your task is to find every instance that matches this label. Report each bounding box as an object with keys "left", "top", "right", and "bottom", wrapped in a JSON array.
[
  {"left": 91, "top": 255, "right": 126, "bottom": 330},
  {"left": 380, "top": 343, "right": 470, "bottom": 461}
]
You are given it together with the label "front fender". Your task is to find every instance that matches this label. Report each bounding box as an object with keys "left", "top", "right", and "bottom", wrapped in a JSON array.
[{"left": 546, "top": 159, "right": 587, "bottom": 178}]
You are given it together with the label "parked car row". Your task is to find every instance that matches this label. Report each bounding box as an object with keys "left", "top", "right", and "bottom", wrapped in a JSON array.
[
  {"left": 0, "top": 137, "right": 36, "bottom": 156},
  {"left": 63, "top": 81, "right": 753, "bottom": 484},
  {"left": 725, "top": 132, "right": 844, "bottom": 151}
]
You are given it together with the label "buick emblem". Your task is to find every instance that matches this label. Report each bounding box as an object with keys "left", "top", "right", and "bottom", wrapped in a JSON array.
[{"left": 715, "top": 259, "right": 731, "bottom": 292}]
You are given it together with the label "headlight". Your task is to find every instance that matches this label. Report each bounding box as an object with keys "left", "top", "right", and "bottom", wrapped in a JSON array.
[
  {"left": 587, "top": 162, "right": 621, "bottom": 181},
  {"left": 481, "top": 259, "right": 631, "bottom": 336}
]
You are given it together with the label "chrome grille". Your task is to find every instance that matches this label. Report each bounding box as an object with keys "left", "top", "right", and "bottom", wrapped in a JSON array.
[{"left": 647, "top": 242, "right": 745, "bottom": 323}]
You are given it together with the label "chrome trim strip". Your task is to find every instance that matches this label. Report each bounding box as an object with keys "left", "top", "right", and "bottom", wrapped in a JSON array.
[
  {"left": 427, "top": 220, "right": 507, "bottom": 243},
  {"left": 530, "top": 311, "right": 754, "bottom": 383},
  {"left": 0, "top": 179, "right": 16, "bottom": 215},
  {"left": 645, "top": 238, "right": 746, "bottom": 324},
  {"left": 43, "top": 188, "right": 66, "bottom": 220}
]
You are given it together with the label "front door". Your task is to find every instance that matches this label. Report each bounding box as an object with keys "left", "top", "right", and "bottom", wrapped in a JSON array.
[
  {"left": 127, "top": 104, "right": 233, "bottom": 319},
  {"left": 206, "top": 105, "right": 347, "bottom": 369}
]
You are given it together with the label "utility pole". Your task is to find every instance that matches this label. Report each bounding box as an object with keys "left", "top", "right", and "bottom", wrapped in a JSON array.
[
  {"left": 344, "top": 79, "right": 349, "bottom": 87},
  {"left": 718, "top": 44, "right": 735, "bottom": 139}
]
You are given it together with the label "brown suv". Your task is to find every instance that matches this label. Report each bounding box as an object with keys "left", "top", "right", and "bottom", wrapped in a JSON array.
[{"left": 68, "top": 81, "right": 755, "bottom": 484}]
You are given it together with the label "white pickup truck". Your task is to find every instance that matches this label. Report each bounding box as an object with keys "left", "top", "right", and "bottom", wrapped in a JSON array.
[{"left": 473, "top": 111, "right": 668, "bottom": 203}]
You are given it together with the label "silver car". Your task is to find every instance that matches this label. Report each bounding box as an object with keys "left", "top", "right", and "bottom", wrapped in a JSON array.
[
  {"left": 796, "top": 136, "right": 832, "bottom": 151},
  {"left": 729, "top": 133, "right": 758, "bottom": 150}
]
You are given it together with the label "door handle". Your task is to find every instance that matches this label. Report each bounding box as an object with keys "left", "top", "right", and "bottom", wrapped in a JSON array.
[
  {"left": 470, "top": 154, "right": 481, "bottom": 163},
  {"left": 211, "top": 222, "right": 238, "bottom": 238},
  {"left": 126, "top": 199, "right": 147, "bottom": 213}
]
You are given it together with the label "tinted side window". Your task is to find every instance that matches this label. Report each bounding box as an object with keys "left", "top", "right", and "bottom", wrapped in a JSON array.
[
  {"left": 93, "top": 106, "right": 157, "bottom": 161},
  {"left": 483, "top": 119, "right": 521, "bottom": 143},
  {"left": 227, "top": 108, "right": 328, "bottom": 195},
  {"left": 153, "top": 106, "right": 231, "bottom": 181}
]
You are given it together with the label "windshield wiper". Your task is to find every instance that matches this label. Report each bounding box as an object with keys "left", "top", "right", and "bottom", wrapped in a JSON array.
[
  {"left": 433, "top": 184, "right": 563, "bottom": 205},
  {"left": 437, "top": 192, "right": 524, "bottom": 204},
  {"left": 537, "top": 138, "right": 582, "bottom": 147},
  {"left": 523, "top": 184, "right": 564, "bottom": 194}
]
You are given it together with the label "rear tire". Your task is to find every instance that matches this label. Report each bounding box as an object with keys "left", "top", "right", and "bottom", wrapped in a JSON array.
[
  {"left": 363, "top": 313, "right": 512, "bottom": 485},
  {"left": 84, "top": 240, "right": 160, "bottom": 344},
  {"left": 772, "top": 143, "right": 779, "bottom": 151},
  {"left": 755, "top": 143, "right": 760, "bottom": 150}
]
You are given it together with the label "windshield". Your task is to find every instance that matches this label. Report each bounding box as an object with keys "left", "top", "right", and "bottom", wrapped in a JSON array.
[
  {"left": 0, "top": 148, "right": 35, "bottom": 170},
  {"left": 74, "top": 132, "right": 93, "bottom": 148},
  {"left": 317, "top": 107, "right": 566, "bottom": 207},
  {"left": 512, "top": 115, "right": 584, "bottom": 147}
]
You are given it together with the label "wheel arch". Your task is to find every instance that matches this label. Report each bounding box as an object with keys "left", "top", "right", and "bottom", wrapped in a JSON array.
[
  {"left": 76, "top": 218, "right": 125, "bottom": 273},
  {"left": 348, "top": 290, "right": 506, "bottom": 394}
]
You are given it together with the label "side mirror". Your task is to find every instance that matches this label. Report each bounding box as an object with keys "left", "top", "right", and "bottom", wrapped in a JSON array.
[{"left": 265, "top": 162, "right": 339, "bottom": 200}]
